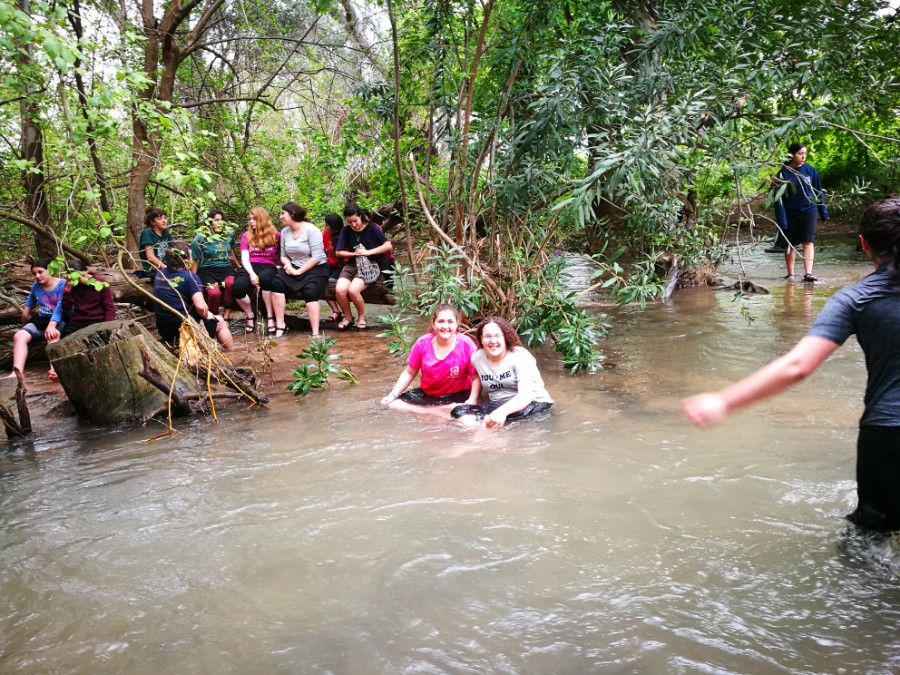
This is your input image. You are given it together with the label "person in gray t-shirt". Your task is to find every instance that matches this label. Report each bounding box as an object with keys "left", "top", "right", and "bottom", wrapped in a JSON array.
[
  {"left": 683, "top": 196, "right": 900, "bottom": 533},
  {"left": 451, "top": 316, "right": 553, "bottom": 428}
]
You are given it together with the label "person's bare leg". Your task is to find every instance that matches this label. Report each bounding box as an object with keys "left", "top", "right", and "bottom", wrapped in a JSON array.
[
  {"left": 802, "top": 242, "right": 815, "bottom": 276},
  {"left": 784, "top": 248, "right": 795, "bottom": 277},
  {"left": 6, "top": 330, "right": 32, "bottom": 377},
  {"left": 272, "top": 292, "right": 286, "bottom": 329},
  {"left": 235, "top": 295, "right": 254, "bottom": 331},
  {"left": 348, "top": 278, "right": 367, "bottom": 326},
  {"left": 306, "top": 300, "right": 322, "bottom": 336},
  {"left": 261, "top": 290, "right": 275, "bottom": 331},
  {"left": 335, "top": 278, "right": 353, "bottom": 324},
  {"left": 215, "top": 321, "right": 234, "bottom": 350},
  {"left": 386, "top": 399, "right": 458, "bottom": 418}
]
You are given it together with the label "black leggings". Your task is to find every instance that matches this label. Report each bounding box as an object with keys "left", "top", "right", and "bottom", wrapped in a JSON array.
[
  {"left": 233, "top": 263, "right": 277, "bottom": 299},
  {"left": 450, "top": 400, "right": 552, "bottom": 422},
  {"left": 848, "top": 426, "right": 900, "bottom": 532}
]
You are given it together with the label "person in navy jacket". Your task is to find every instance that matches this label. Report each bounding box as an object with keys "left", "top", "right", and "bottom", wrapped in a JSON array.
[{"left": 774, "top": 142, "right": 829, "bottom": 283}]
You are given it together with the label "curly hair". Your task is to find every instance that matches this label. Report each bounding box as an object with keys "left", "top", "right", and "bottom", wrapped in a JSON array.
[{"left": 475, "top": 316, "right": 521, "bottom": 349}]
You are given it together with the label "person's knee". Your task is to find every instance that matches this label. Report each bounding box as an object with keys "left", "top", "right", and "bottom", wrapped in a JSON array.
[
  {"left": 303, "top": 289, "right": 323, "bottom": 304},
  {"left": 206, "top": 285, "right": 222, "bottom": 301},
  {"left": 216, "top": 324, "right": 233, "bottom": 350}
]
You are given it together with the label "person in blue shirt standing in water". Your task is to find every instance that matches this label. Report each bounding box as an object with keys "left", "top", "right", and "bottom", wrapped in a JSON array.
[
  {"left": 684, "top": 196, "right": 900, "bottom": 535},
  {"left": 774, "top": 142, "right": 829, "bottom": 283}
]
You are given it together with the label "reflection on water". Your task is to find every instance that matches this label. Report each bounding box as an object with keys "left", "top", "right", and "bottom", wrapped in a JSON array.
[{"left": 3, "top": 239, "right": 900, "bottom": 673}]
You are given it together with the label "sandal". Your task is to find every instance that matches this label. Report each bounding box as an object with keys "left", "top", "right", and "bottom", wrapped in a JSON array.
[
  {"left": 324, "top": 311, "right": 342, "bottom": 323},
  {"left": 356, "top": 317, "right": 368, "bottom": 331},
  {"left": 337, "top": 318, "right": 354, "bottom": 330},
  {"left": 267, "top": 318, "right": 276, "bottom": 335},
  {"left": 783, "top": 274, "right": 795, "bottom": 280},
  {"left": 245, "top": 315, "right": 256, "bottom": 333},
  {"left": 803, "top": 273, "right": 818, "bottom": 283},
  {"left": 275, "top": 325, "right": 289, "bottom": 338}
]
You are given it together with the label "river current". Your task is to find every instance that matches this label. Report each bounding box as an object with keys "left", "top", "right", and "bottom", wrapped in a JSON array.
[{"left": 2, "top": 235, "right": 899, "bottom": 673}]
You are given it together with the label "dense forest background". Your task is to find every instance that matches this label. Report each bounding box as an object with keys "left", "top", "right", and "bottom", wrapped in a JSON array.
[{"left": 2, "top": 0, "right": 899, "bottom": 368}]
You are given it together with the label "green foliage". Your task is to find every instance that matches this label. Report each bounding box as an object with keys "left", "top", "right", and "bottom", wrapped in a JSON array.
[
  {"left": 591, "top": 246, "right": 666, "bottom": 310},
  {"left": 287, "top": 337, "right": 358, "bottom": 397},
  {"left": 376, "top": 311, "right": 417, "bottom": 362},
  {"left": 733, "top": 291, "right": 755, "bottom": 325},
  {"left": 416, "top": 244, "right": 485, "bottom": 319},
  {"left": 516, "top": 256, "right": 608, "bottom": 373}
]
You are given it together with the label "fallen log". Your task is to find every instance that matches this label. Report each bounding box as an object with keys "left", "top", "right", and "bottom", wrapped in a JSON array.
[
  {"left": 0, "top": 369, "right": 31, "bottom": 438},
  {"left": 45, "top": 320, "right": 201, "bottom": 425}
]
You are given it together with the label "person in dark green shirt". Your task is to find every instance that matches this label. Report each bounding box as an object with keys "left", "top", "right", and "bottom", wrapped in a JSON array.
[
  {"left": 191, "top": 208, "right": 239, "bottom": 317},
  {"left": 138, "top": 207, "right": 172, "bottom": 278}
]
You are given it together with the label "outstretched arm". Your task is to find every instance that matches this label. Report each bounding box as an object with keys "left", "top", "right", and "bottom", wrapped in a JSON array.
[
  {"left": 682, "top": 335, "right": 840, "bottom": 428},
  {"left": 382, "top": 365, "right": 418, "bottom": 405}
]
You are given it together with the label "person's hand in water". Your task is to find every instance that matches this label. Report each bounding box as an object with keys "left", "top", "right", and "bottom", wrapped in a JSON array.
[{"left": 682, "top": 392, "right": 728, "bottom": 428}]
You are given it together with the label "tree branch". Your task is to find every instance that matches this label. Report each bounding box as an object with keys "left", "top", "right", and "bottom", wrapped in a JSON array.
[{"left": 0, "top": 209, "right": 90, "bottom": 264}]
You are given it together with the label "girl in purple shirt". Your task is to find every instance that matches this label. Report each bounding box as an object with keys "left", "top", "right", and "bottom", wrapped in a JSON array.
[{"left": 6, "top": 258, "right": 66, "bottom": 380}]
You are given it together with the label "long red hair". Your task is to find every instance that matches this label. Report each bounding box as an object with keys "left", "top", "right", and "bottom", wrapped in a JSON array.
[{"left": 247, "top": 207, "right": 277, "bottom": 249}]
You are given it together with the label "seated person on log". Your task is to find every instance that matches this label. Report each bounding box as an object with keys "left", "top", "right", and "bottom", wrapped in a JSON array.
[
  {"left": 138, "top": 207, "right": 172, "bottom": 280},
  {"left": 381, "top": 303, "right": 477, "bottom": 415},
  {"left": 270, "top": 202, "right": 330, "bottom": 338},
  {"left": 6, "top": 258, "right": 67, "bottom": 380},
  {"left": 152, "top": 243, "right": 233, "bottom": 351},
  {"left": 334, "top": 203, "right": 393, "bottom": 331},
  {"left": 362, "top": 208, "right": 396, "bottom": 287},
  {"left": 191, "top": 208, "right": 238, "bottom": 321},
  {"left": 61, "top": 260, "right": 116, "bottom": 337},
  {"left": 451, "top": 316, "right": 554, "bottom": 429},
  {"left": 322, "top": 213, "right": 344, "bottom": 323},
  {"left": 232, "top": 207, "right": 280, "bottom": 335}
]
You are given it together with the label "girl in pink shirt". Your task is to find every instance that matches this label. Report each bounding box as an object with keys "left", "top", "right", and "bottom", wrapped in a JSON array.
[
  {"left": 381, "top": 304, "right": 476, "bottom": 415},
  {"left": 232, "top": 207, "right": 280, "bottom": 334}
]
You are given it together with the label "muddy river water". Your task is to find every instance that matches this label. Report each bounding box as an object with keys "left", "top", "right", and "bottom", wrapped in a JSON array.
[{"left": 2, "top": 235, "right": 899, "bottom": 673}]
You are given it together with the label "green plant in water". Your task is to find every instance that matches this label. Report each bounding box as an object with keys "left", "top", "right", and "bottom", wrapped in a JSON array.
[
  {"left": 517, "top": 256, "right": 609, "bottom": 373},
  {"left": 733, "top": 290, "right": 756, "bottom": 324},
  {"left": 377, "top": 311, "right": 417, "bottom": 361},
  {"left": 287, "top": 337, "right": 358, "bottom": 397},
  {"left": 592, "top": 245, "right": 666, "bottom": 310},
  {"left": 385, "top": 262, "right": 418, "bottom": 313}
]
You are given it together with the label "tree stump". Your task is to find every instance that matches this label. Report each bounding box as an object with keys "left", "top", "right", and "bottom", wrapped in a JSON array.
[{"left": 45, "top": 319, "right": 199, "bottom": 425}]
